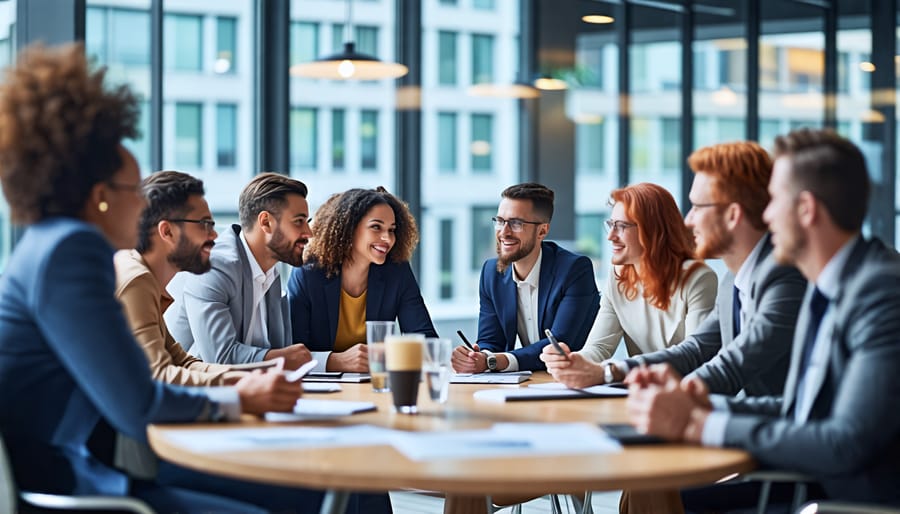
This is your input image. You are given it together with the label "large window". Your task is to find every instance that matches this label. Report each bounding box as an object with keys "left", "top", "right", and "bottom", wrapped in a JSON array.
[
  {"left": 332, "top": 108, "right": 345, "bottom": 171},
  {"left": 216, "top": 104, "right": 237, "bottom": 168},
  {"left": 174, "top": 102, "right": 202, "bottom": 168},
  {"left": 470, "top": 113, "right": 493, "bottom": 172},
  {"left": 438, "top": 112, "right": 458, "bottom": 172},
  {"left": 360, "top": 110, "right": 378, "bottom": 171},
  {"left": 438, "top": 31, "right": 457, "bottom": 86},
  {"left": 291, "top": 22, "right": 318, "bottom": 65},
  {"left": 291, "top": 107, "right": 317, "bottom": 170},
  {"left": 471, "top": 34, "right": 494, "bottom": 84},
  {"left": 216, "top": 16, "right": 237, "bottom": 74}
]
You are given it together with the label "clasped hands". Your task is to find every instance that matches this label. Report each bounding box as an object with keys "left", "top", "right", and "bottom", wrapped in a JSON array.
[{"left": 625, "top": 363, "right": 713, "bottom": 444}]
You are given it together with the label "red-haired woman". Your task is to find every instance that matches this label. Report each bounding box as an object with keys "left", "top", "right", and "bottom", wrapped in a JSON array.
[{"left": 542, "top": 182, "right": 717, "bottom": 388}]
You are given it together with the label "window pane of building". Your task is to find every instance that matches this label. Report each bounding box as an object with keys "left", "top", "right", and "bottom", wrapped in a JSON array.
[
  {"left": 86, "top": 7, "right": 108, "bottom": 63},
  {"left": 576, "top": 120, "right": 605, "bottom": 175},
  {"left": 165, "top": 14, "right": 203, "bottom": 71},
  {"left": 216, "top": 16, "right": 237, "bottom": 74},
  {"left": 473, "top": 0, "right": 495, "bottom": 10},
  {"left": 290, "top": 107, "right": 317, "bottom": 170},
  {"left": 439, "top": 219, "right": 453, "bottom": 299},
  {"left": 332, "top": 108, "right": 345, "bottom": 171},
  {"left": 471, "top": 206, "right": 496, "bottom": 270},
  {"left": 356, "top": 26, "right": 378, "bottom": 55},
  {"left": 174, "top": 103, "right": 202, "bottom": 167},
  {"left": 438, "top": 112, "right": 457, "bottom": 172},
  {"left": 438, "top": 30, "right": 457, "bottom": 85},
  {"left": 470, "top": 113, "right": 492, "bottom": 172},
  {"left": 471, "top": 34, "right": 494, "bottom": 84},
  {"left": 291, "top": 22, "right": 318, "bottom": 66},
  {"left": 216, "top": 104, "right": 237, "bottom": 168},
  {"left": 360, "top": 110, "right": 378, "bottom": 171},
  {"left": 110, "top": 8, "right": 150, "bottom": 67}
]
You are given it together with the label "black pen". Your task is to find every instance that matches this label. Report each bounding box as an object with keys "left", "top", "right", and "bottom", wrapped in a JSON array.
[
  {"left": 544, "top": 329, "right": 571, "bottom": 361},
  {"left": 456, "top": 330, "right": 476, "bottom": 352}
]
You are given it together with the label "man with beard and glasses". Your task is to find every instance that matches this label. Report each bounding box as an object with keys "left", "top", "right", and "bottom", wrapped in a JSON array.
[
  {"left": 545, "top": 142, "right": 806, "bottom": 398},
  {"left": 166, "top": 172, "right": 313, "bottom": 370},
  {"left": 451, "top": 182, "right": 600, "bottom": 373}
]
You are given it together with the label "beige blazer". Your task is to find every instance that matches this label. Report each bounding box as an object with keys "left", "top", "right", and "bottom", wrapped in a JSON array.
[
  {"left": 114, "top": 249, "right": 232, "bottom": 386},
  {"left": 579, "top": 260, "right": 717, "bottom": 363}
]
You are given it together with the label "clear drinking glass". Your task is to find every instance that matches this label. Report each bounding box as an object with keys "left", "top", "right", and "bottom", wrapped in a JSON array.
[
  {"left": 366, "top": 321, "right": 397, "bottom": 392},
  {"left": 385, "top": 333, "right": 425, "bottom": 414},
  {"left": 424, "top": 337, "right": 452, "bottom": 404}
]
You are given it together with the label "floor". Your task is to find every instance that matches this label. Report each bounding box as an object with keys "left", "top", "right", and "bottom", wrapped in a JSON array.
[{"left": 390, "top": 490, "right": 622, "bottom": 513}]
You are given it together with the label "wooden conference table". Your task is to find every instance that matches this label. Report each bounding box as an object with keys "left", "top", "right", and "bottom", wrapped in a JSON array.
[{"left": 148, "top": 373, "right": 754, "bottom": 514}]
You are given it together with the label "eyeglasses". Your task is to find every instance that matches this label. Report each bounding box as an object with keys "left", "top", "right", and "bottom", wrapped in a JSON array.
[
  {"left": 168, "top": 218, "right": 217, "bottom": 233},
  {"left": 690, "top": 202, "right": 728, "bottom": 210},
  {"left": 604, "top": 219, "right": 637, "bottom": 234},
  {"left": 492, "top": 216, "right": 545, "bottom": 232}
]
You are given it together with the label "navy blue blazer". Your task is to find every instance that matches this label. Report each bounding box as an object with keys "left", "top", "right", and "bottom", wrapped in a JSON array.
[
  {"left": 0, "top": 219, "right": 212, "bottom": 496},
  {"left": 477, "top": 241, "right": 600, "bottom": 370},
  {"left": 287, "top": 261, "right": 438, "bottom": 351}
]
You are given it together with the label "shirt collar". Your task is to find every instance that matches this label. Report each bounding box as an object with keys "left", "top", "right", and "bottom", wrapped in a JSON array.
[
  {"left": 733, "top": 235, "right": 768, "bottom": 294},
  {"left": 513, "top": 248, "right": 542, "bottom": 289},
  {"left": 239, "top": 231, "right": 278, "bottom": 285},
  {"left": 815, "top": 235, "right": 860, "bottom": 300}
]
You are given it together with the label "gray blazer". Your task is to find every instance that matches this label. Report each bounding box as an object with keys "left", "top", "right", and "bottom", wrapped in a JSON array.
[
  {"left": 627, "top": 235, "right": 807, "bottom": 396},
  {"left": 723, "top": 237, "right": 900, "bottom": 505},
  {"left": 165, "top": 224, "right": 291, "bottom": 364}
]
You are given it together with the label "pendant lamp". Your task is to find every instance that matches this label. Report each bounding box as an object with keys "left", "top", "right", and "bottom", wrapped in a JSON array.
[{"left": 290, "top": 0, "right": 408, "bottom": 80}]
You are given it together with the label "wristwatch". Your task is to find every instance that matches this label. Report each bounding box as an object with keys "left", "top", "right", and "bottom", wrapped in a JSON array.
[
  {"left": 603, "top": 362, "right": 617, "bottom": 384},
  {"left": 483, "top": 350, "right": 498, "bottom": 372}
]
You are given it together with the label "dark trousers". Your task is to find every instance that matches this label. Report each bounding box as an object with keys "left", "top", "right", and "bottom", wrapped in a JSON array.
[{"left": 681, "top": 480, "right": 826, "bottom": 514}]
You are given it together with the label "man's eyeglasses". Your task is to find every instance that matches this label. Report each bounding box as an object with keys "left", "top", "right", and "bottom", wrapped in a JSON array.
[
  {"left": 168, "top": 218, "right": 217, "bottom": 233},
  {"left": 604, "top": 219, "right": 637, "bottom": 234},
  {"left": 492, "top": 216, "right": 545, "bottom": 233}
]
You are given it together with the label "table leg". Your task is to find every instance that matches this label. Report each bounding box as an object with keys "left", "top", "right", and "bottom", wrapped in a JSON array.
[
  {"left": 319, "top": 490, "right": 350, "bottom": 514},
  {"left": 442, "top": 494, "right": 491, "bottom": 514}
]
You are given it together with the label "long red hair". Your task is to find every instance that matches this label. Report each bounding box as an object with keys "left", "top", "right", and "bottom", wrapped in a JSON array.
[{"left": 611, "top": 183, "right": 702, "bottom": 311}]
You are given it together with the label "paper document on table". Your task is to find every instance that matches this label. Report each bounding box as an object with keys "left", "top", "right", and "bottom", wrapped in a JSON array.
[
  {"left": 473, "top": 384, "right": 627, "bottom": 402},
  {"left": 264, "top": 399, "right": 377, "bottom": 422},
  {"left": 390, "top": 422, "right": 621, "bottom": 461},
  {"left": 451, "top": 371, "right": 531, "bottom": 384},
  {"left": 164, "top": 424, "right": 394, "bottom": 453},
  {"left": 303, "top": 372, "right": 371, "bottom": 383}
]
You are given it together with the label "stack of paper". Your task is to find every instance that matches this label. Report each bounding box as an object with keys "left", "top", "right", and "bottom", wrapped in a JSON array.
[
  {"left": 451, "top": 371, "right": 531, "bottom": 384},
  {"left": 472, "top": 383, "right": 627, "bottom": 402}
]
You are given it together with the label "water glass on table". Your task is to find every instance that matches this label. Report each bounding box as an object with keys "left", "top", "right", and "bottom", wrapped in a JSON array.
[
  {"left": 366, "top": 321, "right": 397, "bottom": 392},
  {"left": 385, "top": 333, "right": 424, "bottom": 414},
  {"left": 424, "top": 337, "right": 452, "bottom": 404}
]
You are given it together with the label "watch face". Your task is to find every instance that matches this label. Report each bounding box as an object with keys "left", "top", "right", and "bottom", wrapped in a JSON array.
[{"left": 486, "top": 355, "right": 497, "bottom": 371}]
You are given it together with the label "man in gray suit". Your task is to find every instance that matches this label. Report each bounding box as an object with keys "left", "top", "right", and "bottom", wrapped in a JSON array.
[
  {"left": 628, "top": 129, "right": 900, "bottom": 507},
  {"left": 543, "top": 141, "right": 806, "bottom": 397},
  {"left": 166, "top": 172, "right": 313, "bottom": 370}
]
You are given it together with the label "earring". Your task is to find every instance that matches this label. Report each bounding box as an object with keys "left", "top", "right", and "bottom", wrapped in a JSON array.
[{"left": 98, "top": 201, "right": 109, "bottom": 213}]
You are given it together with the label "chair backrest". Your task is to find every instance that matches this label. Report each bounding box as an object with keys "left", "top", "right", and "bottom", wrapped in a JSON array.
[{"left": 0, "top": 433, "right": 19, "bottom": 514}]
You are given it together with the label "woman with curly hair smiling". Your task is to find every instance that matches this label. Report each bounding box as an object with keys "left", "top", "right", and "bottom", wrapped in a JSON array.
[
  {"left": 541, "top": 182, "right": 718, "bottom": 388},
  {"left": 288, "top": 187, "right": 437, "bottom": 372}
]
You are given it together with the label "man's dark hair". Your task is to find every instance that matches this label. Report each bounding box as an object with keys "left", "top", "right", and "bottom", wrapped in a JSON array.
[
  {"left": 773, "top": 128, "right": 870, "bottom": 232},
  {"left": 0, "top": 43, "right": 139, "bottom": 223},
  {"left": 136, "top": 171, "right": 205, "bottom": 254},
  {"left": 238, "top": 172, "right": 308, "bottom": 230},
  {"left": 501, "top": 182, "right": 555, "bottom": 222}
]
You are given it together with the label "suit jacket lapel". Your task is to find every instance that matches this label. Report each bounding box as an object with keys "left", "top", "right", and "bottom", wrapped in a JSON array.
[
  {"left": 232, "top": 226, "right": 255, "bottom": 342},
  {"left": 366, "top": 266, "right": 386, "bottom": 322},
  {"left": 324, "top": 275, "right": 341, "bottom": 348},
  {"left": 537, "top": 244, "right": 555, "bottom": 331},
  {"left": 782, "top": 284, "right": 816, "bottom": 416},
  {"left": 265, "top": 278, "right": 285, "bottom": 345}
]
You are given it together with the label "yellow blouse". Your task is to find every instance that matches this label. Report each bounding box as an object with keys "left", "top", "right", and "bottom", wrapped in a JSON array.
[{"left": 334, "top": 289, "right": 367, "bottom": 352}]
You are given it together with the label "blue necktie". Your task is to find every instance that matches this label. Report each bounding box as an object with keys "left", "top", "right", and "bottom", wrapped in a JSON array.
[
  {"left": 732, "top": 285, "right": 742, "bottom": 339},
  {"left": 794, "top": 287, "right": 829, "bottom": 413}
]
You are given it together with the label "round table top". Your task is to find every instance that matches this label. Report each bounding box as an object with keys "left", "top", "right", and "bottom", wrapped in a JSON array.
[{"left": 148, "top": 373, "right": 754, "bottom": 496}]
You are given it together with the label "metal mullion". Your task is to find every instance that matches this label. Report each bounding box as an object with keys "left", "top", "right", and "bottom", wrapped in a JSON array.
[
  {"left": 680, "top": 0, "right": 693, "bottom": 212},
  {"left": 150, "top": 0, "right": 163, "bottom": 172},
  {"left": 745, "top": 0, "right": 760, "bottom": 142}
]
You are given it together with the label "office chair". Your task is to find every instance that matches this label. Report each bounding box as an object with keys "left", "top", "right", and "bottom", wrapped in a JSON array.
[
  {"left": 736, "top": 470, "right": 815, "bottom": 514},
  {"left": 797, "top": 500, "right": 900, "bottom": 514},
  {"left": 0, "top": 433, "right": 155, "bottom": 513}
]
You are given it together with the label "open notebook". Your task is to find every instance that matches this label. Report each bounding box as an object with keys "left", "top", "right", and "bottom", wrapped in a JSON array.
[
  {"left": 302, "top": 372, "right": 371, "bottom": 383},
  {"left": 451, "top": 371, "right": 532, "bottom": 384}
]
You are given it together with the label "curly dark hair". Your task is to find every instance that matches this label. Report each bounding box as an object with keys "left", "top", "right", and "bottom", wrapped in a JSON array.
[
  {"left": 136, "top": 171, "right": 205, "bottom": 254},
  {"left": 238, "top": 172, "right": 308, "bottom": 230},
  {"left": 0, "top": 43, "right": 140, "bottom": 223},
  {"left": 305, "top": 187, "right": 419, "bottom": 278}
]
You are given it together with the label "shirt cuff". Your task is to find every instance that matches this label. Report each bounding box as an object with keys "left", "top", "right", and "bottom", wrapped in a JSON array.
[
  {"left": 311, "top": 351, "right": 331, "bottom": 372},
  {"left": 700, "top": 411, "right": 729, "bottom": 447},
  {"left": 501, "top": 353, "right": 519, "bottom": 372},
  {"left": 709, "top": 394, "right": 731, "bottom": 411},
  {"left": 205, "top": 386, "right": 241, "bottom": 421}
]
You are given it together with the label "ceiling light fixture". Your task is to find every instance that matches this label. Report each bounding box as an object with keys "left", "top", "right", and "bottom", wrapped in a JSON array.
[
  {"left": 582, "top": 14, "right": 615, "bottom": 24},
  {"left": 290, "top": 0, "right": 408, "bottom": 80}
]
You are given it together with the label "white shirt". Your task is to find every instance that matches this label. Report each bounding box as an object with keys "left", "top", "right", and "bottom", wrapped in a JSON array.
[
  {"left": 732, "top": 235, "right": 768, "bottom": 330},
  {"left": 239, "top": 232, "right": 278, "bottom": 346},
  {"left": 502, "top": 250, "right": 543, "bottom": 372}
]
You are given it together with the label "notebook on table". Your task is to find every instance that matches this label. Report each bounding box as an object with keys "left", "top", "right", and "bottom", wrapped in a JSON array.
[
  {"left": 302, "top": 372, "right": 371, "bottom": 383},
  {"left": 451, "top": 371, "right": 532, "bottom": 384}
]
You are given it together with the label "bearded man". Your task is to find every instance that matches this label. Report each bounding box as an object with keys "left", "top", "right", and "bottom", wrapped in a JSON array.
[
  {"left": 166, "top": 172, "right": 313, "bottom": 369},
  {"left": 450, "top": 182, "right": 600, "bottom": 372}
]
